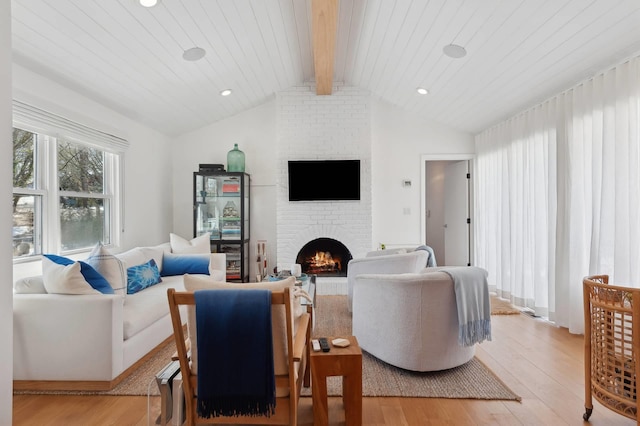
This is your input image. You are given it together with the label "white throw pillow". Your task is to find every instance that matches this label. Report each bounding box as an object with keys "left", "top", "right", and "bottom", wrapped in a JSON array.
[
  {"left": 170, "top": 232, "right": 210, "bottom": 254},
  {"left": 86, "top": 243, "right": 127, "bottom": 296},
  {"left": 182, "top": 275, "right": 299, "bottom": 380},
  {"left": 115, "top": 247, "right": 147, "bottom": 270},
  {"left": 42, "top": 257, "right": 100, "bottom": 295},
  {"left": 14, "top": 276, "right": 47, "bottom": 294}
]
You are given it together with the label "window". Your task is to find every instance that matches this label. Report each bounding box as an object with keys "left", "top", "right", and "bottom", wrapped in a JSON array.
[
  {"left": 12, "top": 128, "right": 41, "bottom": 257},
  {"left": 12, "top": 121, "right": 124, "bottom": 259}
]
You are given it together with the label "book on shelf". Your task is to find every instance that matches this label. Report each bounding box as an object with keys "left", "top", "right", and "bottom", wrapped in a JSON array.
[
  {"left": 222, "top": 178, "right": 240, "bottom": 193},
  {"left": 221, "top": 229, "right": 241, "bottom": 234}
]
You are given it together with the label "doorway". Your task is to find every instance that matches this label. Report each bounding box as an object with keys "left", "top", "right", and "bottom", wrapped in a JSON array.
[{"left": 421, "top": 154, "right": 473, "bottom": 266}]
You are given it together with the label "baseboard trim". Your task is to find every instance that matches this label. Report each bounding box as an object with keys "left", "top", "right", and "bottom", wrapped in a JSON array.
[{"left": 13, "top": 335, "right": 174, "bottom": 392}]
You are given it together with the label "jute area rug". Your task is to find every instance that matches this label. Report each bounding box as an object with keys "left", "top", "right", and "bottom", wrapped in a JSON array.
[
  {"left": 490, "top": 294, "right": 521, "bottom": 315},
  {"left": 299, "top": 295, "right": 520, "bottom": 400},
  {"left": 16, "top": 295, "right": 520, "bottom": 400}
]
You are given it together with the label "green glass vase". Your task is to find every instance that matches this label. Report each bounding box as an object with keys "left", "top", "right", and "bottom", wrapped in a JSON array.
[{"left": 226, "top": 143, "right": 245, "bottom": 172}]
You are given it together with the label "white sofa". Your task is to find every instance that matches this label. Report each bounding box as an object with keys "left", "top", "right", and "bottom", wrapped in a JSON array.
[
  {"left": 347, "top": 248, "right": 429, "bottom": 312},
  {"left": 12, "top": 243, "right": 225, "bottom": 390},
  {"left": 352, "top": 270, "right": 476, "bottom": 371}
]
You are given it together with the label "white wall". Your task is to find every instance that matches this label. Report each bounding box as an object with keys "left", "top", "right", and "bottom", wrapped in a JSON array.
[
  {"left": 371, "top": 99, "right": 475, "bottom": 248},
  {"left": 171, "top": 94, "right": 475, "bottom": 271},
  {"left": 172, "top": 101, "right": 278, "bottom": 278},
  {"left": 1, "top": 0, "right": 13, "bottom": 422},
  {"left": 12, "top": 64, "right": 174, "bottom": 280},
  {"left": 276, "top": 83, "right": 372, "bottom": 265}
]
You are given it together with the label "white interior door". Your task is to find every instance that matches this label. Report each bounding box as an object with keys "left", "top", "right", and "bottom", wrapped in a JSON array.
[{"left": 444, "top": 161, "right": 470, "bottom": 266}]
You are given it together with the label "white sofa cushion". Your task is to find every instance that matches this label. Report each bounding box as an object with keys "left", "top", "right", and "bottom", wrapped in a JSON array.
[
  {"left": 170, "top": 232, "right": 210, "bottom": 254},
  {"left": 117, "top": 244, "right": 169, "bottom": 268},
  {"left": 123, "top": 276, "right": 185, "bottom": 340},
  {"left": 14, "top": 276, "right": 47, "bottom": 294},
  {"left": 116, "top": 247, "right": 147, "bottom": 270}
]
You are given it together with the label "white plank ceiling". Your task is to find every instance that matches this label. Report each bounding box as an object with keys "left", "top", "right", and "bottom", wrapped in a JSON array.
[{"left": 11, "top": 0, "right": 640, "bottom": 136}]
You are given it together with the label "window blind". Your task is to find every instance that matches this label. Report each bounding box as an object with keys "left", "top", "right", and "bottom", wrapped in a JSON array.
[{"left": 12, "top": 100, "right": 129, "bottom": 153}]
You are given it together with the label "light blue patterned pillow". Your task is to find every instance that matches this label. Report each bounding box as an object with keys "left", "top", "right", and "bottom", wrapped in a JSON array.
[{"left": 127, "top": 259, "right": 162, "bottom": 295}]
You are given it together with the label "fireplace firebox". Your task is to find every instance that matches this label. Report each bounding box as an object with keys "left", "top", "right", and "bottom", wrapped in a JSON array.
[{"left": 295, "top": 238, "right": 352, "bottom": 277}]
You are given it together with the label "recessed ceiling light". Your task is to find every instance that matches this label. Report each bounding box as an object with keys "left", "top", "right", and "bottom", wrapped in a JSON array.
[
  {"left": 139, "top": 0, "right": 159, "bottom": 7},
  {"left": 182, "top": 47, "right": 206, "bottom": 61},
  {"left": 443, "top": 44, "right": 467, "bottom": 59},
  {"left": 220, "top": 89, "right": 232, "bottom": 97},
  {"left": 417, "top": 87, "right": 429, "bottom": 95}
]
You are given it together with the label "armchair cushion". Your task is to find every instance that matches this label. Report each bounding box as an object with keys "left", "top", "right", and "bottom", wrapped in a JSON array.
[
  {"left": 183, "top": 275, "right": 299, "bottom": 392},
  {"left": 347, "top": 249, "right": 429, "bottom": 311}
]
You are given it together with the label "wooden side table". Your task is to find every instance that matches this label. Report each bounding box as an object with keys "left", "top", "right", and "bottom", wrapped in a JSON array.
[{"left": 310, "top": 335, "right": 362, "bottom": 426}]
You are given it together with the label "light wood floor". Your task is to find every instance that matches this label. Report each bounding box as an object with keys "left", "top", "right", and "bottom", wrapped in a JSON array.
[{"left": 12, "top": 312, "right": 637, "bottom": 425}]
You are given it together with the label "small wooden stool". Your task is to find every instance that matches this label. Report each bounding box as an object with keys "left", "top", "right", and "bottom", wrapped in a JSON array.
[{"left": 310, "top": 335, "right": 362, "bottom": 426}]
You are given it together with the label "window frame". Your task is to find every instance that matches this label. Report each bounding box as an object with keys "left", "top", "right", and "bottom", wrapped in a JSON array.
[{"left": 12, "top": 126, "right": 124, "bottom": 262}]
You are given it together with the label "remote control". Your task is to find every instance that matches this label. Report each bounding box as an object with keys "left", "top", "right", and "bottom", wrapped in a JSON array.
[
  {"left": 319, "top": 337, "right": 330, "bottom": 352},
  {"left": 311, "top": 339, "right": 321, "bottom": 352}
]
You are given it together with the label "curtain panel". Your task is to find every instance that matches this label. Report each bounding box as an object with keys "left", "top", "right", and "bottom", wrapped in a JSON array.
[{"left": 474, "top": 56, "right": 640, "bottom": 334}]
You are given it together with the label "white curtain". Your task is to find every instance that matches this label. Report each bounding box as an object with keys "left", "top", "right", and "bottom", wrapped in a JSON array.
[{"left": 474, "top": 56, "right": 640, "bottom": 334}]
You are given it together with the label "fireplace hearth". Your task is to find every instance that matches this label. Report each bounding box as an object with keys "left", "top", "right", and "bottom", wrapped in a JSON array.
[{"left": 295, "top": 237, "right": 352, "bottom": 277}]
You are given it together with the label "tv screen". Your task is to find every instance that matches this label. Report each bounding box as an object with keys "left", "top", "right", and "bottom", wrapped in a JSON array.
[{"left": 288, "top": 160, "right": 360, "bottom": 201}]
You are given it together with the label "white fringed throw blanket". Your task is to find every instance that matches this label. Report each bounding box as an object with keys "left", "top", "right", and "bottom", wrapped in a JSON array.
[{"left": 441, "top": 267, "right": 492, "bottom": 346}]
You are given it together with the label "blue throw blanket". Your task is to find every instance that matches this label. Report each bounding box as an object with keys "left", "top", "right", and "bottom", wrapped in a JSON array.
[
  {"left": 441, "top": 267, "right": 492, "bottom": 346},
  {"left": 194, "top": 289, "right": 275, "bottom": 418}
]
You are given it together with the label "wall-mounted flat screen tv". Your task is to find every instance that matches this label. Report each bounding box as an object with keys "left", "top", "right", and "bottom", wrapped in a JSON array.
[{"left": 288, "top": 160, "right": 360, "bottom": 201}]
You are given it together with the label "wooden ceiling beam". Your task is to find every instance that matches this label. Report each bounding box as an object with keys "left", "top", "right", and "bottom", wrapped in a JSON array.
[{"left": 312, "top": 0, "right": 338, "bottom": 95}]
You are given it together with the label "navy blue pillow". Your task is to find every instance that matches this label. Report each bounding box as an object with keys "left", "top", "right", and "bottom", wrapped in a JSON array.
[
  {"left": 127, "top": 259, "right": 162, "bottom": 294},
  {"left": 161, "top": 253, "right": 210, "bottom": 277},
  {"left": 43, "top": 254, "right": 114, "bottom": 294}
]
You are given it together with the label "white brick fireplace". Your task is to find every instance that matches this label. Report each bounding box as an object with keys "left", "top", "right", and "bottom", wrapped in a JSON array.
[{"left": 276, "top": 83, "right": 372, "bottom": 294}]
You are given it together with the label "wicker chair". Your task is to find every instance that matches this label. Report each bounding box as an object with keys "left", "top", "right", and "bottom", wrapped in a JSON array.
[{"left": 583, "top": 275, "right": 640, "bottom": 422}]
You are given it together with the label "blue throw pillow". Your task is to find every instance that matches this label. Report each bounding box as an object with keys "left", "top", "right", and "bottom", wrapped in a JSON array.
[
  {"left": 161, "top": 253, "right": 210, "bottom": 277},
  {"left": 43, "top": 254, "right": 114, "bottom": 294},
  {"left": 127, "top": 259, "right": 162, "bottom": 295}
]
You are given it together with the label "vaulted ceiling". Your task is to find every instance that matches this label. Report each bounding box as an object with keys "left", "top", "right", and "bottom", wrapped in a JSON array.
[{"left": 11, "top": 0, "right": 640, "bottom": 137}]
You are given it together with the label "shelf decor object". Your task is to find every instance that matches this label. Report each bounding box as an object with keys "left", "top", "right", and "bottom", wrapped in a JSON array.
[{"left": 226, "top": 143, "right": 245, "bottom": 172}]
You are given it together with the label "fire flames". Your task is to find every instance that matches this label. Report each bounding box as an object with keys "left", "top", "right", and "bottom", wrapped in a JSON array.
[{"left": 305, "top": 251, "right": 341, "bottom": 274}]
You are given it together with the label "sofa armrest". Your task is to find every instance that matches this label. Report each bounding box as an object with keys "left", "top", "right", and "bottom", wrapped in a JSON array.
[{"left": 13, "top": 294, "right": 124, "bottom": 381}]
